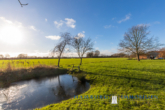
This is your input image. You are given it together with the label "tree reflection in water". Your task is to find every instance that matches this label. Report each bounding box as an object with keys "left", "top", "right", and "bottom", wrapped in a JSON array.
[{"left": 0, "top": 74, "right": 90, "bottom": 110}]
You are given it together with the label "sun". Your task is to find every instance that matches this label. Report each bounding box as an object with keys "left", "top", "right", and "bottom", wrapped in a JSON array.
[{"left": 0, "top": 25, "right": 23, "bottom": 45}]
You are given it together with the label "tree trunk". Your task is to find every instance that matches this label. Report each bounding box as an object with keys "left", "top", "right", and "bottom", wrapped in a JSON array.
[
  {"left": 58, "top": 57, "right": 61, "bottom": 67},
  {"left": 137, "top": 53, "right": 140, "bottom": 61},
  {"left": 80, "top": 58, "right": 82, "bottom": 65}
]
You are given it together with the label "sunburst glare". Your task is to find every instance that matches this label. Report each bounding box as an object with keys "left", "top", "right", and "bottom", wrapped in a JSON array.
[{"left": 0, "top": 25, "right": 24, "bottom": 45}]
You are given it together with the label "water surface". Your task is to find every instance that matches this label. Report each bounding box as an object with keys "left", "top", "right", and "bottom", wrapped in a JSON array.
[{"left": 0, "top": 74, "right": 90, "bottom": 110}]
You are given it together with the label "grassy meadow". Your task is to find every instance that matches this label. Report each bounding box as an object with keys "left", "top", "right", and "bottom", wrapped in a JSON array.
[{"left": 0, "top": 58, "right": 165, "bottom": 109}]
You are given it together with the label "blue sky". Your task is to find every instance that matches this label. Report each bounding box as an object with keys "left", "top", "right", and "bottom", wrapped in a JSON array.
[{"left": 0, "top": 0, "right": 165, "bottom": 57}]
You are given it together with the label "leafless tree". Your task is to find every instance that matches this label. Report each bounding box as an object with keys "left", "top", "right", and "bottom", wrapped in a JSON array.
[
  {"left": 72, "top": 36, "right": 94, "bottom": 65},
  {"left": 111, "top": 52, "right": 128, "bottom": 57},
  {"left": 160, "top": 47, "right": 165, "bottom": 51},
  {"left": 18, "top": 0, "right": 28, "bottom": 7},
  {"left": 5, "top": 54, "right": 10, "bottom": 58},
  {"left": 158, "top": 47, "right": 165, "bottom": 59},
  {"left": 52, "top": 32, "right": 72, "bottom": 67},
  {"left": 17, "top": 54, "right": 27, "bottom": 59},
  {"left": 119, "top": 24, "right": 162, "bottom": 61},
  {"left": 0, "top": 54, "right": 4, "bottom": 59},
  {"left": 94, "top": 50, "right": 100, "bottom": 57},
  {"left": 86, "top": 51, "right": 94, "bottom": 58}
]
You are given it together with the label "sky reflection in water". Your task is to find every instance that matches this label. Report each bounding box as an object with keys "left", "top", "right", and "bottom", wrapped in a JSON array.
[{"left": 0, "top": 74, "right": 90, "bottom": 110}]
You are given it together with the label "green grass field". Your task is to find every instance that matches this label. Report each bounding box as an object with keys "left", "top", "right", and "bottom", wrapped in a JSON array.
[{"left": 1, "top": 58, "right": 165, "bottom": 110}]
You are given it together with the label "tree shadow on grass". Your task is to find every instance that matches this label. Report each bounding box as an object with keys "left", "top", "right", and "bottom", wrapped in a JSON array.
[
  {"left": 97, "top": 65, "right": 165, "bottom": 75},
  {"left": 120, "top": 67, "right": 165, "bottom": 75},
  {"left": 85, "top": 71, "right": 165, "bottom": 91}
]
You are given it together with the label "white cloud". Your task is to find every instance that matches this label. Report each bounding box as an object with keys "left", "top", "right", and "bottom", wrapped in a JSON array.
[
  {"left": 51, "top": 51, "right": 79, "bottom": 57},
  {"left": 62, "top": 52, "right": 78, "bottom": 57},
  {"left": 104, "top": 25, "right": 116, "bottom": 28},
  {"left": 15, "top": 21, "right": 23, "bottom": 28},
  {"left": 0, "top": 51, "right": 81, "bottom": 57},
  {"left": 0, "top": 51, "right": 50, "bottom": 57},
  {"left": 0, "top": 17, "right": 13, "bottom": 24},
  {"left": 65, "top": 18, "right": 76, "bottom": 28},
  {"left": 78, "top": 33, "right": 85, "bottom": 38},
  {"left": 100, "top": 50, "right": 113, "bottom": 55},
  {"left": 118, "top": 13, "right": 131, "bottom": 23},
  {"left": 110, "top": 48, "right": 117, "bottom": 52},
  {"left": 54, "top": 20, "right": 64, "bottom": 28},
  {"left": 54, "top": 18, "right": 76, "bottom": 28},
  {"left": 65, "top": 48, "right": 69, "bottom": 51},
  {"left": 77, "top": 33, "right": 84, "bottom": 39},
  {"left": 154, "top": 21, "right": 160, "bottom": 24},
  {"left": 45, "top": 35, "right": 61, "bottom": 40},
  {"left": 112, "top": 17, "right": 116, "bottom": 20},
  {"left": 30, "top": 26, "right": 37, "bottom": 31},
  {"left": 0, "top": 17, "right": 23, "bottom": 28},
  {"left": 75, "top": 32, "right": 85, "bottom": 39},
  {"left": 137, "top": 23, "right": 150, "bottom": 27},
  {"left": 82, "top": 31, "right": 85, "bottom": 33},
  {"left": 0, "top": 17, "right": 39, "bottom": 32},
  {"left": 45, "top": 19, "right": 47, "bottom": 22},
  {"left": 28, "top": 51, "right": 50, "bottom": 57}
]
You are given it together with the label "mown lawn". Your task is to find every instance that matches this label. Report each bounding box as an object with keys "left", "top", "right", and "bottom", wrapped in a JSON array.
[{"left": 1, "top": 58, "right": 165, "bottom": 110}]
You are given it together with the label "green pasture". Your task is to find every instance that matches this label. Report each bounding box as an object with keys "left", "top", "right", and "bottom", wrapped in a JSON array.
[{"left": 0, "top": 58, "right": 165, "bottom": 110}]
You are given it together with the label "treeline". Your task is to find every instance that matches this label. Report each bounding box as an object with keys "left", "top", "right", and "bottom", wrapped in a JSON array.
[
  {"left": 86, "top": 50, "right": 100, "bottom": 57},
  {"left": 0, "top": 52, "right": 128, "bottom": 60},
  {"left": 86, "top": 51, "right": 130, "bottom": 58}
]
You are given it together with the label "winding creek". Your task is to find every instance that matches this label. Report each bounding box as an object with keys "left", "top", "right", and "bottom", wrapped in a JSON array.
[{"left": 0, "top": 74, "right": 90, "bottom": 110}]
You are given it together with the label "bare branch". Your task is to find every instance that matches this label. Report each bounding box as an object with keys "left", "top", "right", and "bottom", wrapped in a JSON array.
[
  {"left": 72, "top": 37, "right": 94, "bottom": 65},
  {"left": 52, "top": 32, "right": 72, "bottom": 67},
  {"left": 119, "top": 24, "right": 163, "bottom": 61},
  {"left": 18, "top": 0, "right": 28, "bottom": 7}
]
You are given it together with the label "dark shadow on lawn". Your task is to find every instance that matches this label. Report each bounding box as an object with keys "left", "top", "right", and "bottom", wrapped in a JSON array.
[
  {"left": 86, "top": 71, "right": 165, "bottom": 91},
  {"left": 97, "top": 65, "right": 165, "bottom": 75},
  {"left": 121, "top": 67, "right": 165, "bottom": 75}
]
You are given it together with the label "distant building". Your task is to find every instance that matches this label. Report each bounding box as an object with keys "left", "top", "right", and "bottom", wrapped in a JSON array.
[
  {"left": 156, "top": 51, "right": 165, "bottom": 59},
  {"left": 139, "top": 54, "right": 148, "bottom": 59},
  {"left": 148, "top": 51, "right": 159, "bottom": 59},
  {"left": 139, "top": 51, "right": 164, "bottom": 59}
]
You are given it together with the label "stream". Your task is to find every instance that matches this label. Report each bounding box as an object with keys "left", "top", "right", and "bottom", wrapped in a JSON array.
[{"left": 0, "top": 74, "right": 90, "bottom": 110}]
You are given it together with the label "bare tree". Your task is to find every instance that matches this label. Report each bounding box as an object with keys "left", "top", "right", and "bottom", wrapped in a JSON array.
[
  {"left": 119, "top": 24, "right": 162, "bottom": 61},
  {"left": 5, "top": 54, "right": 10, "bottom": 58},
  {"left": 18, "top": 0, "right": 28, "bottom": 7},
  {"left": 158, "top": 47, "right": 165, "bottom": 59},
  {"left": 111, "top": 52, "right": 128, "bottom": 57},
  {"left": 94, "top": 50, "right": 100, "bottom": 57},
  {"left": 52, "top": 32, "right": 72, "bottom": 67},
  {"left": 160, "top": 47, "right": 165, "bottom": 51},
  {"left": 0, "top": 54, "right": 4, "bottom": 59},
  {"left": 17, "top": 54, "right": 28, "bottom": 59},
  {"left": 72, "top": 36, "right": 93, "bottom": 65},
  {"left": 86, "top": 51, "right": 94, "bottom": 58}
]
